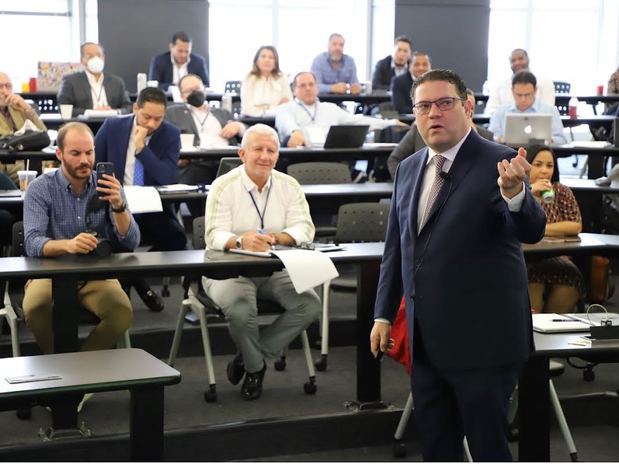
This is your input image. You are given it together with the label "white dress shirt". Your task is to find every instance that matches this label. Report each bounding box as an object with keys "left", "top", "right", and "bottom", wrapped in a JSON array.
[
  {"left": 85, "top": 70, "right": 109, "bottom": 108},
  {"left": 204, "top": 165, "right": 315, "bottom": 250},
  {"left": 123, "top": 117, "right": 152, "bottom": 185},
  {"left": 171, "top": 54, "right": 191, "bottom": 85},
  {"left": 188, "top": 105, "right": 231, "bottom": 148},
  {"left": 485, "top": 74, "right": 555, "bottom": 115}
]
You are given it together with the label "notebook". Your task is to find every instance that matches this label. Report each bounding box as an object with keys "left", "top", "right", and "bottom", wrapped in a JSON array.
[
  {"left": 323, "top": 125, "right": 369, "bottom": 149},
  {"left": 503, "top": 113, "right": 552, "bottom": 145},
  {"left": 532, "top": 312, "right": 619, "bottom": 333}
]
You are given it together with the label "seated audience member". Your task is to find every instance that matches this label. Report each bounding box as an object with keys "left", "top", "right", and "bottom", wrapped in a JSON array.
[
  {"left": 149, "top": 32, "right": 210, "bottom": 91},
  {"left": 241, "top": 46, "right": 293, "bottom": 117},
  {"left": 275, "top": 72, "right": 405, "bottom": 148},
  {"left": 95, "top": 87, "right": 186, "bottom": 312},
  {"left": 203, "top": 124, "right": 321, "bottom": 400},
  {"left": 57, "top": 42, "right": 132, "bottom": 118},
  {"left": 166, "top": 73, "right": 245, "bottom": 217},
  {"left": 22, "top": 122, "right": 139, "bottom": 354},
  {"left": 526, "top": 145, "right": 584, "bottom": 313},
  {"left": 391, "top": 51, "right": 431, "bottom": 114},
  {"left": 485, "top": 48, "right": 555, "bottom": 115},
  {"left": 371, "top": 36, "right": 412, "bottom": 91},
  {"left": 311, "top": 33, "right": 361, "bottom": 94},
  {"left": 387, "top": 89, "right": 492, "bottom": 178},
  {"left": 0, "top": 71, "right": 47, "bottom": 183},
  {"left": 489, "top": 70, "right": 567, "bottom": 145},
  {"left": 608, "top": 67, "right": 619, "bottom": 94}
]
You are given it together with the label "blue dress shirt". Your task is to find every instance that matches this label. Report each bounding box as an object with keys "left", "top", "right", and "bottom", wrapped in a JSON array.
[
  {"left": 310, "top": 52, "right": 359, "bottom": 93},
  {"left": 23, "top": 169, "right": 140, "bottom": 257},
  {"left": 489, "top": 100, "right": 567, "bottom": 144}
]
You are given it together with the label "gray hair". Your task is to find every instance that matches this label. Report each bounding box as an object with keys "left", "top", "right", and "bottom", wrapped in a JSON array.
[{"left": 241, "top": 124, "right": 280, "bottom": 150}]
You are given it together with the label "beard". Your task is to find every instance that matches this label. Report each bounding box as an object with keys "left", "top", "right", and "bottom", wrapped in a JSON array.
[{"left": 65, "top": 162, "right": 92, "bottom": 180}]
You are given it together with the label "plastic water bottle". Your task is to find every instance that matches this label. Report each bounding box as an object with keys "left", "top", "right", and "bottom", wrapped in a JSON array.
[
  {"left": 137, "top": 73, "right": 147, "bottom": 93},
  {"left": 221, "top": 93, "right": 232, "bottom": 113},
  {"left": 541, "top": 189, "right": 555, "bottom": 204}
]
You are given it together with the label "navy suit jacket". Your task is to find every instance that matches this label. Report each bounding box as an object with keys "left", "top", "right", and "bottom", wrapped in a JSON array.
[
  {"left": 94, "top": 115, "right": 180, "bottom": 186},
  {"left": 391, "top": 72, "right": 414, "bottom": 114},
  {"left": 374, "top": 130, "right": 546, "bottom": 371},
  {"left": 148, "top": 52, "right": 210, "bottom": 90}
]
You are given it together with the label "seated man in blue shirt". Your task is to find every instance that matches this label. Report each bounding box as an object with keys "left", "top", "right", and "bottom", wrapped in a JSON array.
[
  {"left": 22, "top": 122, "right": 140, "bottom": 354},
  {"left": 489, "top": 70, "right": 567, "bottom": 145},
  {"left": 310, "top": 33, "right": 361, "bottom": 95}
]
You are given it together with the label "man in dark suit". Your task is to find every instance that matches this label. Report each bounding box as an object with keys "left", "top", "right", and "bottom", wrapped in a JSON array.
[
  {"left": 57, "top": 42, "right": 132, "bottom": 118},
  {"left": 391, "top": 51, "right": 431, "bottom": 114},
  {"left": 148, "top": 32, "right": 210, "bottom": 91},
  {"left": 371, "top": 36, "right": 412, "bottom": 91},
  {"left": 95, "top": 87, "right": 186, "bottom": 312},
  {"left": 370, "top": 69, "right": 546, "bottom": 461}
]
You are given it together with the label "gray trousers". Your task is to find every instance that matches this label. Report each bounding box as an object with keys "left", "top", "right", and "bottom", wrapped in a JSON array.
[{"left": 203, "top": 271, "right": 321, "bottom": 373}]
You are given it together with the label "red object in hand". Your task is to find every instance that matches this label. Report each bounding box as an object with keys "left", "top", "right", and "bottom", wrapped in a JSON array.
[
  {"left": 28, "top": 78, "right": 37, "bottom": 93},
  {"left": 386, "top": 297, "right": 411, "bottom": 375}
]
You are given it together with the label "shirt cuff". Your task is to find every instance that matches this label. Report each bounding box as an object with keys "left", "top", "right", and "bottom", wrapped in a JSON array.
[
  {"left": 374, "top": 318, "right": 391, "bottom": 325},
  {"left": 502, "top": 183, "right": 526, "bottom": 212},
  {"left": 211, "top": 231, "right": 236, "bottom": 251}
]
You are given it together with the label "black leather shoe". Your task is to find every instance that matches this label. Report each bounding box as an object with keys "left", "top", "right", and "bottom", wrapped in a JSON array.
[
  {"left": 226, "top": 353, "right": 245, "bottom": 385},
  {"left": 241, "top": 362, "right": 266, "bottom": 400},
  {"left": 136, "top": 285, "right": 164, "bottom": 312}
]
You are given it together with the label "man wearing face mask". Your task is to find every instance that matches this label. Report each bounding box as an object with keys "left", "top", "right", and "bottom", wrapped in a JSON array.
[
  {"left": 95, "top": 87, "right": 186, "bottom": 312},
  {"left": 165, "top": 74, "right": 245, "bottom": 217},
  {"left": 58, "top": 42, "right": 132, "bottom": 118}
]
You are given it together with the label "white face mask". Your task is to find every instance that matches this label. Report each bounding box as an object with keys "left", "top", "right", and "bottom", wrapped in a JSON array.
[{"left": 87, "top": 56, "right": 105, "bottom": 74}]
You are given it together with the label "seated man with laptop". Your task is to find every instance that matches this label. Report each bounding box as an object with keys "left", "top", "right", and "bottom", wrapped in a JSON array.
[
  {"left": 275, "top": 71, "right": 405, "bottom": 148},
  {"left": 489, "top": 70, "right": 567, "bottom": 145}
]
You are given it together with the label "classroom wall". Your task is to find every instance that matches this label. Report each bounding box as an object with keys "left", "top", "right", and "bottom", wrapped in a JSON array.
[
  {"left": 394, "top": 0, "right": 490, "bottom": 91},
  {"left": 97, "top": 0, "right": 209, "bottom": 92}
]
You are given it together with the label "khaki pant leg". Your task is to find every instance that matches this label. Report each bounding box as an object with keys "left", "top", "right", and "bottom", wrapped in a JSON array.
[{"left": 22, "top": 279, "right": 54, "bottom": 354}]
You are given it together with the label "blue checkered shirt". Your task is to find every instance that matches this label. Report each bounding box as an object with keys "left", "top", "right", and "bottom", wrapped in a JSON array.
[{"left": 23, "top": 169, "right": 140, "bottom": 257}]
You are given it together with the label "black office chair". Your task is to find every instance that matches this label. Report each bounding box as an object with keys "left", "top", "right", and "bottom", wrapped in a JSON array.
[
  {"left": 215, "top": 157, "right": 242, "bottom": 178},
  {"left": 316, "top": 202, "right": 390, "bottom": 371},
  {"left": 167, "top": 216, "right": 317, "bottom": 402},
  {"left": 224, "top": 81, "right": 242, "bottom": 115}
]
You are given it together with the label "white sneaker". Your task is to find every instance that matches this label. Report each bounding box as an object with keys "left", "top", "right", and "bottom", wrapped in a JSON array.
[{"left": 77, "top": 393, "right": 94, "bottom": 413}]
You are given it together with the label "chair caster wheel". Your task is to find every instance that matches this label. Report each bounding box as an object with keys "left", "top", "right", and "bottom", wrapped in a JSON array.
[
  {"left": 583, "top": 368, "right": 595, "bottom": 382},
  {"left": 203, "top": 386, "right": 217, "bottom": 403},
  {"left": 507, "top": 425, "right": 519, "bottom": 442},
  {"left": 393, "top": 440, "right": 407, "bottom": 458},
  {"left": 274, "top": 357, "right": 286, "bottom": 371},
  {"left": 314, "top": 355, "right": 328, "bottom": 371},
  {"left": 304, "top": 380, "right": 317, "bottom": 395},
  {"left": 161, "top": 286, "right": 170, "bottom": 297},
  {"left": 16, "top": 407, "right": 31, "bottom": 420}
]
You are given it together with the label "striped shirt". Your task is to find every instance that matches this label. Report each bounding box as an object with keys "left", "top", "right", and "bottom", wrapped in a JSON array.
[
  {"left": 23, "top": 169, "right": 140, "bottom": 257},
  {"left": 204, "top": 165, "right": 314, "bottom": 251}
]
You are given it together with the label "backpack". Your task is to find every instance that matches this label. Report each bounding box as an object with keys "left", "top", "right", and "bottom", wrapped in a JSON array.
[{"left": 0, "top": 130, "right": 50, "bottom": 151}]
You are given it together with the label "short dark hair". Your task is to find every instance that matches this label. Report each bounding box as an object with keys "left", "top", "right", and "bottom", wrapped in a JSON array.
[
  {"left": 394, "top": 35, "right": 412, "bottom": 47},
  {"left": 57, "top": 122, "right": 94, "bottom": 151},
  {"left": 411, "top": 69, "right": 468, "bottom": 102},
  {"left": 292, "top": 71, "right": 316, "bottom": 88},
  {"left": 80, "top": 42, "right": 104, "bottom": 58},
  {"left": 171, "top": 31, "right": 191, "bottom": 45},
  {"left": 328, "top": 33, "right": 344, "bottom": 42},
  {"left": 178, "top": 73, "right": 203, "bottom": 92},
  {"left": 136, "top": 87, "right": 167, "bottom": 108},
  {"left": 510, "top": 48, "right": 528, "bottom": 59},
  {"left": 512, "top": 70, "right": 537, "bottom": 88},
  {"left": 526, "top": 144, "right": 559, "bottom": 183}
]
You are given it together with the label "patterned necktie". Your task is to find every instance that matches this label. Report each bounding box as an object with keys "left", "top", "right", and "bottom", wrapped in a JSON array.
[
  {"left": 420, "top": 154, "right": 446, "bottom": 229},
  {"left": 133, "top": 158, "right": 144, "bottom": 186}
]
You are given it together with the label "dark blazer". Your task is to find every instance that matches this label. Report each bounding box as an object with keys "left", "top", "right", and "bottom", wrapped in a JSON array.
[
  {"left": 372, "top": 55, "right": 409, "bottom": 91},
  {"left": 57, "top": 71, "right": 132, "bottom": 117},
  {"left": 94, "top": 114, "right": 180, "bottom": 186},
  {"left": 165, "top": 104, "right": 237, "bottom": 146},
  {"left": 391, "top": 72, "right": 414, "bottom": 114},
  {"left": 374, "top": 131, "right": 546, "bottom": 371},
  {"left": 148, "top": 52, "right": 210, "bottom": 90}
]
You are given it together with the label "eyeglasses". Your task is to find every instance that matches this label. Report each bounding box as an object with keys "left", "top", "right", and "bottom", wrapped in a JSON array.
[
  {"left": 412, "top": 97, "right": 463, "bottom": 115},
  {"left": 0, "top": 83, "right": 13, "bottom": 90}
]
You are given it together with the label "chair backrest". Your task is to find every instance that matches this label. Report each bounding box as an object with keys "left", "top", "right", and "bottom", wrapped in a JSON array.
[
  {"left": 287, "top": 162, "right": 352, "bottom": 184},
  {"left": 12, "top": 221, "right": 25, "bottom": 257},
  {"left": 334, "top": 202, "right": 390, "bottom": 243},
  {"left": 553, "top": 81, "right": 571, "bottom": 94},
  {"left": 0, "top": 172, "right": 17, "bottom": 189},
  {"left": 216, "top": 157, "right": 243, "bottom": 178},
  {"left": 193, "top": 216, "right": 206, "bottom": 250},
  {"left": 224, "top": 80, "right": 242, "bottom": 94}
]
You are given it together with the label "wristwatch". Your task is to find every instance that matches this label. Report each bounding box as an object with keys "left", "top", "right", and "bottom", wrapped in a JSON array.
[
  {"left": 111, "top": 201, "right": 127, "bottom": 213},
  {"left": 235, "top": 236, "right": 243, "bottom": 249}
]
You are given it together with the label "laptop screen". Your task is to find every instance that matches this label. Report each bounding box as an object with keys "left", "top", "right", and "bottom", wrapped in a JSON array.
[{"left": 503, "top": 113, "right": 552, "bottom": 145}]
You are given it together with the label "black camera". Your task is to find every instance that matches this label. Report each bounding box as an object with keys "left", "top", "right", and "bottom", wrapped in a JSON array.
[{"left": 86, "top": 230, "right": 112, "bottom": 257}]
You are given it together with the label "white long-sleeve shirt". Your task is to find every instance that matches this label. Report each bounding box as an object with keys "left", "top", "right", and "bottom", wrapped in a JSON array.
[
  {"left": 241, "top": 73, "right": 293, "bottom": 116},
  {"left": 275, "top": 98, "right": 398, "bottom": 143},
  {"left": 485, "top": 74, "right": 556, "bottom": 115},
  {"left": 204, "top": 165, "right": 315, "bottom": 250}
]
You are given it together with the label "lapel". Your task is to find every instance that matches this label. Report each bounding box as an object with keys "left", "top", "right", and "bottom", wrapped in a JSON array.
[
  {"left": 6, "top": 107, "right": 24, "bottom": 132},
  {"left": 407, "top": 148, "right": 429, "bottom": 240},
  {"left": 77, "top": 72, "right": 93, "bottom": 106},
  {"left": 116, "top": 116, "right": 134, "bottom": 180},
  {"left": 417, "top": 131, "right": 478, "bottom": 234},
  {"left": 182, "top": 107, "right": 199, "bottom": 136},
  {"left": 103, "top": 74, "right": 115, "bottom": 105}
]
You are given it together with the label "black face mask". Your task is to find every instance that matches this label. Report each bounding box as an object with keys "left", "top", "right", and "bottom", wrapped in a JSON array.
[{"left": 187, "top": 90, "right": 206, "bottom": 108}]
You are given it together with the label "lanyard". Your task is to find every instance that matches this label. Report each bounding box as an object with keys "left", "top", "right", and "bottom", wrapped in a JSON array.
[
  {"left": 91, "top": 84, "right": 104, "bottom": 106},
  {"left": 247, "top": 182, "right": 272, "bottom": 231},
  {"left": 298, "top": 102, "right": 317, "bottom": 122}
]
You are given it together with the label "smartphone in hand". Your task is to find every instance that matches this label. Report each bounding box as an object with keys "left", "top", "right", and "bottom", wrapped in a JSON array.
[{"left": 96, "top": 162, "right": 114, "bottom": 198}]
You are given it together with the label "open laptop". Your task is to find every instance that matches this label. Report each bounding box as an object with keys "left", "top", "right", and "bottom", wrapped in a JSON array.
[
  {"left": 503, "top": 113, "right": 552, "bottom": 145},
  {"left": 323, "top": 125, "right": 369, "bottom": 149}
]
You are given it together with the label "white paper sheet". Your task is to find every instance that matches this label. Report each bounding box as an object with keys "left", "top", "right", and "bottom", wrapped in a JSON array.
[
  {"left": 123, "top": 186, "right": 163, "bottom": 213},
  {"left": 270, "top": 249, "right": 339, "bottom": 294}
]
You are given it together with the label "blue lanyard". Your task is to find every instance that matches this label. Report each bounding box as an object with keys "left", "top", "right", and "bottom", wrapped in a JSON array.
[
  {"left": 298, "top": 102, "right": 317, "bottom": 122},
  {"left": 248, "top": 181, "right": 272, "bottom": 231}
]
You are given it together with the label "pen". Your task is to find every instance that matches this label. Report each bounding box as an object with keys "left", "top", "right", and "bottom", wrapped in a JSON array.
[{"left": 552, "top": 319, "right": 575, "bottom": 322}]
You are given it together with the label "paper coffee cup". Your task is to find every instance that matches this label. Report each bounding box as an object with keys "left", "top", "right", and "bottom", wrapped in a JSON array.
[
  {"left": 17, "top": 170, "right": 37, "bottom": 191},
  {"left": 180, "top": 133, "right": 195, "bottom": 150},
  {"left": 59, "top": 104, "right": 73, "bottom": 120},
  {"left": 365, "top": 81, "right": 373, "bottom": 94}
]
